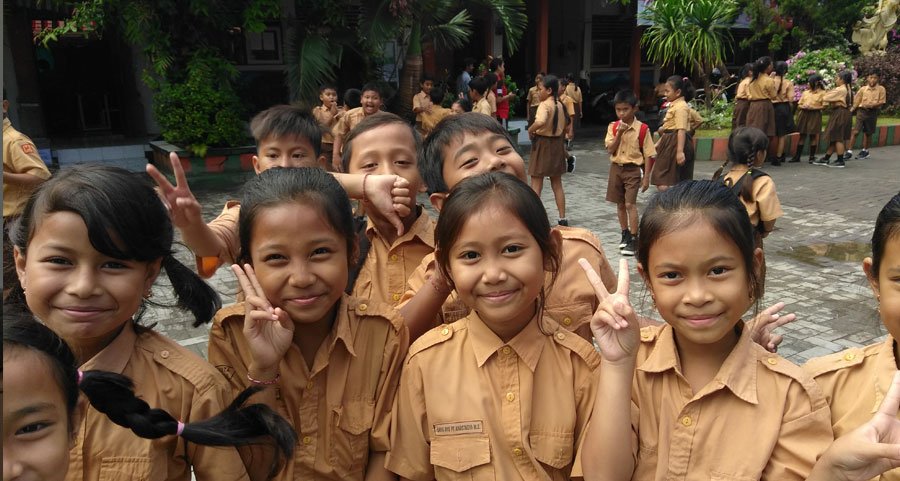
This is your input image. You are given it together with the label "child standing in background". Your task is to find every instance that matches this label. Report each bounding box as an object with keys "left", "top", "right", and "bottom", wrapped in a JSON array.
[
  {"left": 527, "top": 74, "right": 569, "bottom": 226},
  {"left": 650, "top": 76, "right": 695, "bottom": 191},
  {"left": 559, "top": 79, "right": 578, "bottom": 173},
  {"left": 565, "top": 73, "right": 584, "bottom": 129},
  {"left": 732, "top": 63, "right": 753, "bottom": 129},
  {"left": 771, "top": 61, "right": 796, "bottom": 165},
  {"left": 846, "top": 73, "right": 887, "bottom": 159},
  {"left": 813, "top": 70, "right": 854, "bottom": 169},
  {"left": 312, "top": 85, "right": 339, "bottom": 171},
  {"left": 469, "top": 76, "right": 493, "bottom": 117},
  {"left": 793, "top": 73, "right": 826, "bottom": 163},
  {"left": 744, "top": 57, "right": 777, "bottom": 163},
  {"left": 332, "top": 83, "right": 383, "bottom": 171},
  {"left": 420, "top": 88, "right": 453, "bottom": 137},
  {"left": 526, "top": 72, "right": 544, "bottom": 128},
  {"left": 412, "top": 74, "right": 434, "bottom": 137}
]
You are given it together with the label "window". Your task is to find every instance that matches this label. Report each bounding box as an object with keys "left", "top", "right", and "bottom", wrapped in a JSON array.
[{"left": 245, "top": 27, "right": 282, "bottom": 65}]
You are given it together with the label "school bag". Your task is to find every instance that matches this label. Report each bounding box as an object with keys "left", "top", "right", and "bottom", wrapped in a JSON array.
[{"left": 612, "top": 120, "right": 650, "bottom": 153}]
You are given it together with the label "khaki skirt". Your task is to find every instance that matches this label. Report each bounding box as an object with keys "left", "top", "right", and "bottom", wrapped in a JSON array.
[
  {"left": 773, "top": 102, "right": 796, "bottom": 136},
  {"left": 528, "top": 134, "right": 567, "bottom": 177},
  {"left": 745, "top": 99, "right": 776, "bottom": 136},
  {"left": 823, "top": 107, "right": 852, "bottom": 143},
  {"left": 795, "top": 109, "right": 822, "bottom": 136},
  {"left": 732, "top": 99, "right": 749, "bottom": 129},
  {"left": 651, "top": 130, "right": 695, "bottom": 187}
]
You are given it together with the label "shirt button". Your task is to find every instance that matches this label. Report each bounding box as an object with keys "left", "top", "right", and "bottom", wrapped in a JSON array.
[
  {"left": 390, "top": 254, "right": 399, "bottom": 262},
  {"left": 500, "top": 346, "right": 512, "bottom": 355},
  {"left": 680, "top": 416, "right": 692, "bottom": 427},
  {"left": 506, "top": 392, "right": 515, "bottom": 402},
  {"left": 562, "top": 317, "right": 572, "bottom": 326},
  {"left": 306, "top": 381, "right": 314, "bottom": 390},
  {"left": 641, "top": 331, "right": 652, "bottom": 341},
  {"left": 767, "top": 358, "right": 778, "bottom": 365},
  {"left": 392, "top": 293, "right": 401, "bottom": 302},
  {"left": 512, "top": 447, "right": 523, "bottom": 456},
  {"left": 358, "top": 303, "right": 368, "bottom": 312},
  {"left": 160, "top": 350, "right": 170, "bottom": 359},
  {"left": 441, "top": 327, "right": 450, "bottom": 336},
  {"left": 844, "top": 353, "right": 856, "bottom": 361},
  {"left": 556, "top": 332, "right": 566, "bottom": 341},
  {"left": 302, "top": 436, "right": 312, "bottom": 445}
]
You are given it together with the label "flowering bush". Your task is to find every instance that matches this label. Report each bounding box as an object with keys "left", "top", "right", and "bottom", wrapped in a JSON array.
[{"left": 785, "top": 47, "right": 856, "bottom": 102}]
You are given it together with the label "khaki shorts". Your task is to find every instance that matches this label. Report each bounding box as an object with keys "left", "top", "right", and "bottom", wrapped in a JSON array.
[{"left": 606, "top": 163, "right": 642, "bottom": 204}]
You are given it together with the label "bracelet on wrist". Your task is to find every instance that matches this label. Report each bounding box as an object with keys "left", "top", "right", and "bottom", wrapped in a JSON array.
[
  {"left": 361, "top": 173, "right": 371, "bottom": 205},
  {"left": 247, "top": 371, "right": 280, "bottom": 385}
]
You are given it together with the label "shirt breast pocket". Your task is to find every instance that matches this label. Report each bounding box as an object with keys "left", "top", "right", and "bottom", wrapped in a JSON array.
[
  {"left": 98, "top": 457, "right": 150, "bottom": 481},
  {"left": 529, "top": 431, "right": 574, "bottom": 469},
  {"left": 329, "top": 401, "right": 374, "bottom": 477},
  {"left": 430, "top": 434, "right": 494, "bottom": 481}
]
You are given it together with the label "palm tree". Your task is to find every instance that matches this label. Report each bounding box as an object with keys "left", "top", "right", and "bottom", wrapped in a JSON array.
[{"left": 641, "top": 0, "right": 738, "bottom": 108}]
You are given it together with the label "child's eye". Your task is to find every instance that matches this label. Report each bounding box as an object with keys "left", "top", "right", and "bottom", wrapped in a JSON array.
[
  {"left": 710, "top": 266, "right": 730, "bottom": 276},
  {"left": 101, "top": 261, "right": 128, "bottom": 269},
  {"left": 461, "top": 158, "right": 478, "bottom": 167},
  {"left": 459, "top": 251, "right": 480, "bottom": 260},
  {"left": 16, "top": 421, "right": 51, "bottom": 437},
  {"left": 502, "top": 244, "right": 523, "bottom": 254},
  {"left": 292, "top": 152, "right": 307, "bottom": 158},
  {"left": 497, "top": 145, "right": 512, "bottom": 154},
  {"left": 659, "top": 271, "right": 680, "bottom": 280},
  {"left": 44, "top": 256, "right": 72, "bottom": 266},
  {"left": 263, "top": 253, "right": 286, "bottom": 262},
  {"left": 311, "top": 247, "right": 332, "bottom": 257}
]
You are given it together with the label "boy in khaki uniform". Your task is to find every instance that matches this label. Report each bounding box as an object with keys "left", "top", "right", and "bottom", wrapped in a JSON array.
[
  {"left": 419, "top": 88, "right": 453, "bottom": 138},
  {"left": 331, "top": 83, "right": 383, "bottom": 171},
  {"left": 469, "top": 76, "right": 493, "bottom": 117},
  {"left": 311, "top": 85, "right": 339, "bottom": 170},
  {"left": 846, "top": 74, "right": 887, "bottom": 159},
  {"left": 605, "top": 90, "right": 656, "bottom": 257},
  {"left": 412, "top": 75, "right": 434, "bottom": 136}
]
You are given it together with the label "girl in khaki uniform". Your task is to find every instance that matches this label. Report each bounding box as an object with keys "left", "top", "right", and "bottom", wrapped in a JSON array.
[
  {"left": 387, "top": 172, "right": 599, "bottom": 481},
  {"left": 526, "top": 73, "right": 544, "bottom": 128},
  {"left": 771, "top": 61, "right": 796, "bottom": 165},
  {"left": 732, "top": 63, "right": 753, "bottom": 129},
  {"left": 7, "top": 165, "right": 288, "bottom": 481},
  {"left": 745, "top": 57, "right": 777, "bottom": 140},
  {"left": 650, "top": 76, "right": 696, "bottom": 191},
  {"left": 793, "top": 73, "right": 826, "bottom": 163},
  {"left": 527, "top": 74, "right": 569, "bottom": 225},
  {"left": 207, "top": 167, "right": 409, "bottom": 481},
  {"left": 813, "top": 70, "right": 854, "bottom": 168}
]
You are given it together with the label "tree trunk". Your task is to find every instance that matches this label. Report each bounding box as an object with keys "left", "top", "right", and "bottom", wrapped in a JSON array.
[{"left": 396, "top": 23, "right": 423, "bottom": 120}]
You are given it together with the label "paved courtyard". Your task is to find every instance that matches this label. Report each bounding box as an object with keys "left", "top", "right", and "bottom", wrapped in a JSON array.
[{"left": 146, "top": 125, "right": 900, "bottom": 365}]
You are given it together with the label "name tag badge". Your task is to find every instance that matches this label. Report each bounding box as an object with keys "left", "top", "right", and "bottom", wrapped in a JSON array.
[{"left": 433, "top": 420, "right": 484, "bottom": 436}]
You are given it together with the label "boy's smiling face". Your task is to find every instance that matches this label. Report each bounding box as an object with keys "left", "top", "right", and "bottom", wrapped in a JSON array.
[{"left": 421, "top": 80, "right": 433, "bottom": 94}]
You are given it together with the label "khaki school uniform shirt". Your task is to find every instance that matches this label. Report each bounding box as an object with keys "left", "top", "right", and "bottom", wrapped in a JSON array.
[
  {"left": 527, "top": 86, "right": 541, "bottom": 107},
  {"left": 386, "top": 313, "right": 600, "bottom": 481},
  {"left": 688, "top": 107, "right": 704, "bottom": 132},
  {"left": 69, "top": 321, "right": 249, "bottom": 481},
  {"left": 473, "top": 98, "right": 493, "bottom": 116},
  {"left": 735, "top": 78, "right": 751, "bottom": 100},
  {"left": 533, "top": 98, "right": 567, "bottom": 137},
  {"left": 798, "top": 89, "right": 826, "bottom": 110},
  {"left": 747, "top": 75, "right": 777, "bottom": 101},
  {"left": 400, "top": 226, "right": 617, "bottom": 339},
  {"left": 823, "top": 86, "right": 851, "bottom": 108},
  {"left": 353, "top": 209, "right": 436, "bottom": 306},
  {"left": 856, "top": 84, "right": 887, "bottom": 109},
  {"left": 559, "top": 94, "right": 576, "bottom": 118},
  {"left": 722, "top": 168, "right": 784, "bottom": 227},
  {"left": 804, "top": 336, "right": 900, "bottom": 480},
  {"left": 605, "top": 119, "right": 657, "bottom": 166},
  {"left": 413, "top": 91, "right": 431, "bottom": 122},
  {"left": 312, "top": 106, "right": 337, "bottom": 144},
  {"left": 589, "top": 323, "right": 832, "bottom": 480},
  {"left": 774, "top": 78, "right": 795, "bottom": 103},
  {"left": 487, "top": 91, "right": 497, "bottom": 115},
  {"left": 3, "top": 117, "right": 51, "bottom": 217},
  {"left": 659, "top": 97, "right": 691, "bottom": 131},
  {"left": 209, "top": 296, "right": 409, "bottom": 481},
  {"left": 565, "top": 84, "right": 583, "bottom": 105},
  {"left": 332, "top": 107, "right": 370, "bottom": 139},
  {"left": 420, "top": 106, "right": 453, "bottom": 137}
]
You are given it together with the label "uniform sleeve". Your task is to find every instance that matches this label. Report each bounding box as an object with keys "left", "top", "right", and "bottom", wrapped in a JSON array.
[
  {"left": 753, "top": 177, "right": 783, "bottom": 223},
  {"left": 385, "top": 355, "right": 434, "bottom": 481},
  {"left": 187, "top": 381, "right": 253, "bottom": 481},
  {"left": 673, "top": 104, "right": 690, "bottom": 131},
  {"left": 822, "top": 87, "right": 845, "bottom": 104},
  {"left": 488, "top": 92, "right": 497, "bottom": 114},
  {"left": 8, "top": 139, "right": 51, "bottom": 178},
  {"left": 643, "top": 129, "right": 658, "bottom": 161},
  {"left": 534, "top": 102, "right": 550, "bottom": 125},
  {"left": 762, "top": 381, "right": 834, "bottom": 480},
  {"left": 564, "top": 98, "right": 576, "bottom": 117},
  {"left": 736, "top": 80, "right": 749, "bottom": 99},
  {"left": 197, "top": 202, "right": 241, "bottom": 277},
  {"left": 369, "top": 324, "right": 410, "bottom": 453},
  {"left": 604, "top": 123, "right": 616, "bottom": 150},
  {"left": 332, "top": 112, "right": 352, "bottom": 139},
  {"left": 413, "top": 93, "right": 423, "bottom": 111},
  {"left": 877, "top": 86, "right": 887, "bottom": 106}
]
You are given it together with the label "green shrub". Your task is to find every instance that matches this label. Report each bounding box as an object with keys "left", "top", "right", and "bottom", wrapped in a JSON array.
[{"left": 693, "top": 96, "right": 733, "bottom": 130}]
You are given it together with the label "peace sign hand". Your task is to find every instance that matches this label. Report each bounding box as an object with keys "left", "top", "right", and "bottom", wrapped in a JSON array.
[
  {"left": 146, "top": 152, "right": 204, "bottom": 229},
  {"left": 231, "top": 264, "right": 294, "bottom": 373},
  {"left": 579, "top": 258, "right": 640, "bottom": 363}
]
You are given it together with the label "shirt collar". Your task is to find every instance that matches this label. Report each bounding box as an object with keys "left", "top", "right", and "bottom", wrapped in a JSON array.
[
  {"left": 80, "top": 320, "right": 137, "bottom": 374},
  {"left": 871, "top": 335, "right": 896, "bottom": 413},
  {"left": 3, "top": 117, "right": 11, "bottom": 132},
  {"left": 467, "top": 310, "right": 545, "bottom": 372},
  {"left": 638, "top": 322, "right": 758, "bottom": 405},
  {"left": 329, "top": 295, "right": 358, "bottom": 358},
  {"left": 366, "top": 206, "right": 435, "bottom": 249}
]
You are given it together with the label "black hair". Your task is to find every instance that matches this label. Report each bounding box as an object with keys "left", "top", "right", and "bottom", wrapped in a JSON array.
[
  {"left": 452, "top": 98, "right": 472, "bottom": 113},
  {"left": 871, "top": 193, "right": 900, "bottom": 278},
  {"left": 752, "top": 56, "right": 772, "bottom": 81},
  {"left": 638, "top": 180, "right": 762, "bottom": 304},
  {"left": 773, "top": 60, "right": 788, "bottom": 96},
  {"left": 666, "top": 75, "right": 696, "bottom": 102},
  {"left": 429, "top": 86, "right": 445, "bottom": 105},
  {"left": 559, "top": 78, "right": 569, "bottom": 88},
  {"left": 566, "top": 73, "right": 576, "bottom": 82},
  {"left": 808, "top": 73, "right": 824, "bottom": 91},
  {"left": 435, "top": 172, "right": 559, "bottom": 325},
  {"left": 739, "top": 63, "right": 754, "bottom": 79},
  {"left": 340, "top": 111, "right": 422, "bottom": 173},
  {"left": 484, "top": 72, "right": 498, "bottom": 88},
  {"left": 713, "top": 127, "right": 770, "bottom": 203},
  {"left": 361, "top": 83, "right": 382, "bottom": 98},
  {"left": 489, "top": 57, "right": 504, "bottom": 71},
  {"left": 421, "top": 112, "right": 516, "bottom": 194},
  {"left": 238, "top": 167, "right": 356, "bottom": 267},
  {"left": 463, "top": 57, "right": 476, "bottom": 68},
  {"left": 468, "top": 76, "right": 491, "bottom": 96},
  {"left": 343, "top": 88, "right": 362, "bottom": 109},
  {"left": 838, "top": 70, "right": 854, "bottom": 106},
  {"left": 420, "top": 74, "right": 434, "bottom": 85},
  {"left": 318, "top": 84, "right": 337, "bottom": 94},
  {"left": 249, "top": 105, "right": 323, "bottom": 157},
  {"left": 7, "top": 165, "right": 220, "bottom": 327},
  {"left": 613, "top": 89, "right": 638, "bottom": 107},
  {"left": 2, "top": 312, "right": 297, "bottom": 479},
  {"left": 542, "top": 74, "right": 562, "bottom": 133}
]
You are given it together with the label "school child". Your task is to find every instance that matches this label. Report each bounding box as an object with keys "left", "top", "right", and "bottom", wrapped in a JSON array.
[
  {"left": 343, "top": 88, "right": 362, "bottom": 110},
  {"left": 605, "top": 90, "right": 657, "bottom": 257},
  {"left": 804, "top": 193, "right": 900, "bottom": 480},
  {"left": 526, "top": 72, "right": 545, "bottom": 127},
  {"left": 846, "top": 73, "right": 887, "bottom": 159},
  {"left": 577, "top": 180, "right": 834, "bottom": 481},
  {"left": 207, "top": 167, "right": 409, "bottom": 481},
  {"left": 650, "top": 76, "right": 696, "bottom": 191},
  {"left": 732, "top": 63, "right": 753, "bottom": 129},
  {"left": 420, "top": 87, "right": 453, "bottom": 137},
  {"left": 400, "top": 112, "right": 618, "bottom": 342},
  {"left": 793, "top": 73, "right": 826, "bottom": 163},
  {"left": 337, "top": 112, "right": 437, "bottom": 306},
  {"left": 146, "top": 104, "right": 410, "bottom": 280},
  {"left": 468, "top": 76, "right": 493, "bottom": 116},
  {"left": 6, "top": 165, "right": 277, "bottom": 481},
  {"left": 331, "top": 83, "right": 383, "bottom": 171},
  {"left": 3, "top": 313, "right": 296, "bottom": 481},
  {"left": 813, "top": 70, "right": 854, "bottom": 169},
  {"left": 412, "top": 74, "right": 434, "bottom": 136},
  {"left": 527, "top": 74, "right": 569, "bottom": 226},
  {"left": 559, "top": 79, "right": 578, "bottom": 172},
  {"left": 566, "top": 72, "right": 584, "bottom": 129},
  {"left": 312, "top": 85, "right": 339, "bottom": 171},
  {"left": 491, "top": 58, "right": 515, "bottom": 128},
  {"left": 772, "top": 60, "right": 797, "bottom": 164},
  {"left": 485, "top": 72, "right": 499, "bottom": 117},
  {"left": 386, "top": 171, "right": 601, "bottom": 481},
  {"left": 450, "top": 98, "right": 471, "bottom": 114},
  {"left": 745, "top": 57, "right": 777, "bottom": 163}
]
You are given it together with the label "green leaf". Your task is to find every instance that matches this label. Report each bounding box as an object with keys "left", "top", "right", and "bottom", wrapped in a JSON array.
[
  {"left": 425, "top": 9, "right": 472, "bottom": 51},
  {"left": 286, "top": 31, "right": 343, "bottom": 104},
  {"left": 469, "top": 0, "right": 528, "bottom": 54}
]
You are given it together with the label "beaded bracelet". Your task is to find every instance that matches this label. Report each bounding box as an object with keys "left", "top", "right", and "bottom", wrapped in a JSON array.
[{"left": 247, "top": 371, "right": 280, "bottom": 385}]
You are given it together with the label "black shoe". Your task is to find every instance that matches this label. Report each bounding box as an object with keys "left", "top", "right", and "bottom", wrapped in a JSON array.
[
  {"left": 788, "top": 154, "right": 801, "bottom": 163},
  {"left": 558, "top": 218, "right": 569, "bottom": 226},
  {"left": 807, "top": 156, "right": 816, "bottom": 164},
  {"left": 827, "top": 158, "right": 846, "bottom": 168},
  {"left": 621, "top": 237, "right": 637, "bottom": 256},
  {"left": 812, "top": 155, "right": 831, "bottom": 166},
  {"left": 619, "top": 229, "right": 630, "bottom": 248},
  {"left": 857, "top": 149, "right": 870, "bottom": 159},
  {"left": 566, "top": 155, "right": 576, "bottom": 173},
  {"left": 770, "top": 157, "right": 781, "bottom": 166},
  {"left": 843, "top": 150, "right": 852, "bottom": 160}
]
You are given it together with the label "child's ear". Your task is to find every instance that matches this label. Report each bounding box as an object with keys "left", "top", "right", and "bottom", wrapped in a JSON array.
[
  {"left": 753, "top": 247, "right": 765, "bottom": 281},
  {"left": 863, "top": 256, "right": 880, "bottom": 300},
  {"left": 317, "top": 154, "right": 329, "bottom": 170},
  {"left": 429, "top": 192, "right": 448, "bottom": 212},
  {"left": 251, "top": 154, "right": 262, "bottom": 174},
  {"left": 13, "top": 246, "right": 26, "bottom": 289},
  {"left": 546, "top": 229, "right": 563, "bottom": 272}
]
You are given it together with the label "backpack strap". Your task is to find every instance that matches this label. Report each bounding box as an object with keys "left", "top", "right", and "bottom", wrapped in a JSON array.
[{"left": 638, "top": 123, "right": 649, "bottom": 151}]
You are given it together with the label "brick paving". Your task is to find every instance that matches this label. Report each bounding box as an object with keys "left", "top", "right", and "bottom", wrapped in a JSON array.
[{"left": 146, "top": 126, "right": 900, "bottom": 365}]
